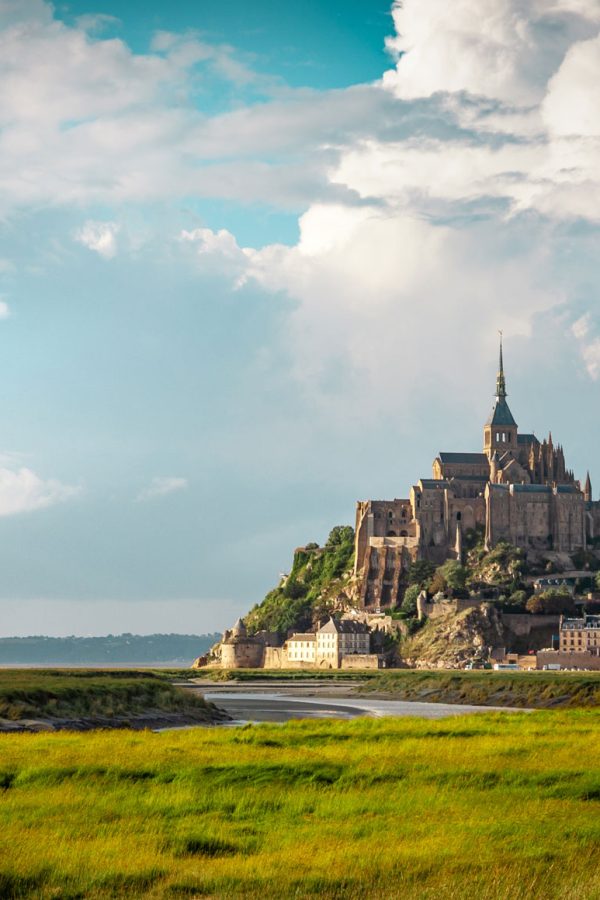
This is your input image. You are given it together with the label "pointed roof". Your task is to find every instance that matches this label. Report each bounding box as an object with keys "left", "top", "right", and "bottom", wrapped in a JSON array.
[
  {"left": 231, "top": 617, "right": 247, "bottom": 638},
  {"left": 485, "top": 334, "right": 517, "bottom": 427}
]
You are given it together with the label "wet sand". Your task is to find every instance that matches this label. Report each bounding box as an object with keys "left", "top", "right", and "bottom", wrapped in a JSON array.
[{"left": 187, "top": 681, "right": 525, "bottom": 724}]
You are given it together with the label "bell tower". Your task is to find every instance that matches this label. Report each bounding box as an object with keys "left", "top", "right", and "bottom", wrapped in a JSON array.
[{"left": 483, "top": 334, "right": 518, "bottom": 458}]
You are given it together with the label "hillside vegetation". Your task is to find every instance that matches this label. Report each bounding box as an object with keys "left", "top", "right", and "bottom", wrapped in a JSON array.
[
  {"left": 245, "top": 526, "right": 355, "bottom": 634},
  {"left": 1, "top": 712, "right": 600, "bottom": 897}
]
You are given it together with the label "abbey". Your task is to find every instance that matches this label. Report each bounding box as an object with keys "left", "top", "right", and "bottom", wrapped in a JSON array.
[{"left": 355, "top": 341, "right": 600, "bottom": 608}]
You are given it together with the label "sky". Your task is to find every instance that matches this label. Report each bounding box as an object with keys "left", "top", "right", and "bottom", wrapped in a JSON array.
[{"left": 0, "top": 0, "right": 599, "bottom": 637}]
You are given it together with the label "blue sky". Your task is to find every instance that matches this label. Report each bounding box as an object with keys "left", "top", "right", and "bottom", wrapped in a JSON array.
[{"left": 1, "top": 0, "right": 599, "bottom": 636}]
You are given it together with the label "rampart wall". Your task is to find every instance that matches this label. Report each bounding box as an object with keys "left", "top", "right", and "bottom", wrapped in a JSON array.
[
  {"left": 536, "top": 650, "right": 600, "bottom": 671},
  {"left": 340, "top": 654, "right": 384, "bottom": 669}
]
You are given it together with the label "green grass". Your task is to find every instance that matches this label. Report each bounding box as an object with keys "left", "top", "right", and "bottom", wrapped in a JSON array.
[
  {"left": 359, "top": 669, "right": 600, "bottom": 708},
  {"left": 185, "top": 667, "right": 376, "bottom": 682},
  {"left": 1, "top": 712, "right": 600, "bottom": 897},
  {"left": 0, "top": 669, "right": 214, "bottom": 722}
]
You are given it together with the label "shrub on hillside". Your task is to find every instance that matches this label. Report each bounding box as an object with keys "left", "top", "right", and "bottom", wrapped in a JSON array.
[
  {"left": 430, "top": 560, "right": 468, "bottom": 595},
  {"left": 407, "top": 560, "right": 435, "bottom": 589},
  {"left": 526, "top": 588, "right": 575, "bottom": 615},
  {"left": 246, "top": 525, "right": 355, "bottom": 634},
  {"left": 401, "top": 584, "right": 421, "bottom": 617}
]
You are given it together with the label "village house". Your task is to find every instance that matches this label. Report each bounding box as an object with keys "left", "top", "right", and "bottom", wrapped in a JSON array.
[
  {"left": 559, "top": 615, "right": 600, "bottom": 654},
  {"left": 286, "top": 633, "right": 316, "bottom": 665},
  {"left": 315, "top": 618, "right": 370, "bottom": 668}
]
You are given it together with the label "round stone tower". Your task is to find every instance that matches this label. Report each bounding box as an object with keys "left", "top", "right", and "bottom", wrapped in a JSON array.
[{"left": 220, "top": 617, "right": 264, "bottom": 669}]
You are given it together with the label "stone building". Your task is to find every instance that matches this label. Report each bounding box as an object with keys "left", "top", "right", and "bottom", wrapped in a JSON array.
[
  {"left": 559, "top": 615, "right": 600, "bottom": 654},
  {"left": 356, "top": 339, "right": 597, "bottom": 608},
  {"left": 219, "top": 618, "right": 265, "bottom": 668},
  {"left": 287, "top": 633, "right": 316, "bottom": 665},
  {"left": 316, "top": 617, "right": 370, "bottom": 668}
]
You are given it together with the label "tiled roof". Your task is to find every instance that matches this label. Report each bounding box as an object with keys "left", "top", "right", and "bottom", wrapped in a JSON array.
[
  {"left": 318, "top": 617, "right": 369, "bottom": 634},
  {"left": 451, "top": 474, "right": 489, "bottom": 482},
  {"left": 511, "top": 483, "right": 552, "bottom": 493},
  {"left": 555, "top": 484, "right": 579, "bottom": 494},
  {"left": 518, "top": 433, "right": 538, "bottom": 445},
  {"left": 485, "top": 398, "right": 517, "bottom": 427},
  {"left": 438, "top": 452, "right": 488, "bottom": 464},
  {"left": 288, "top": 633, "right": 316, "bottom": 642}
]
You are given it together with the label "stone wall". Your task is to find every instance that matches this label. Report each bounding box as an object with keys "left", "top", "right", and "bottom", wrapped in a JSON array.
[
  {"left": 221, "top": 640, "right": 264, "bottom": 669},
  {"left": 536, "top": 650, "right": 600, "bottom": 671},
  {"left": 340, "top": 654, "right": 384, "bottom": 669},
  {"left": 501, "top": 613, "right": 560, "bottom": 637},
  {"left": 420, "top": 598, "right": 489, "bottom": 620}
]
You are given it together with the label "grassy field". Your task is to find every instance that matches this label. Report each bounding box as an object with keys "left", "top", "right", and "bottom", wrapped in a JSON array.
[
  {"left": 359, "top": 669, "right": 600, "bottom": 708},
  {"left": 0, "top": 669, "right": 216, "bottom": 724},
  {"left": 1, "top": 711, "right": 600, "bottom": 898}
]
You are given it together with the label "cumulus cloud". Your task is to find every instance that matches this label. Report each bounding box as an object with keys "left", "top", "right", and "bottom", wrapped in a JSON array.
[
  {"left": 74, "top": 221, "right": 120, "bottom": 258},
  {"left": 180, "top": 227, "right": 247, "bottom": 260},
  {"left": 383, "top": 0, "right": 600, "bottom": 106},
  {"left": 136, "top": 477, "right": 188, "bottom": 502},
  {"left": 572, "top": 313, "right": 600, "bottom": 379},
  {"left": 0, "top": 465, "right": 80, "bottom": 517},
  {"left": 239, "top": 203, "right": 554, "bottom": 417},
  {"left": 1, "top": 0, "right": 599, "bottom": 397},
  {"left": 542, "top": 33, "right": 600, "bottom": 135}
]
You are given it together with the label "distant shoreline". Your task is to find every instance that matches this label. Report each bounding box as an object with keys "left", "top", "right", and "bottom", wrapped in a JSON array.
[{"left": 0, "top": 662, "right": 195, "bottom": 669}]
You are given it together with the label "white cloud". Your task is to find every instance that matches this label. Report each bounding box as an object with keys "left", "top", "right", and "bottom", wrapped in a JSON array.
[
  {"left": 180, "top": 227, "right": 247, "bottom": 260},
  {"left": 0, "top": 465, "right": 80, "bottom": 517},
  {"left": 74, "top": 220, "right": 120, "bottom": 258},
  {"left": 383, "top": 0, "right": 600, "bottom": 106},
  {"left": 136, "top": 477, "right": 189, "bottom": 502},
  {"left": 572, "top": 313, "right": 600, "bottom": 379},
  {"left": 239, "top": 203, "right": 553, "bottom": 418},
  {"left": 0, "top": 0, "right": 599, "bottom": 396},
  {"left": 542, "top": 33, "right": 600, "bottom": 136}
]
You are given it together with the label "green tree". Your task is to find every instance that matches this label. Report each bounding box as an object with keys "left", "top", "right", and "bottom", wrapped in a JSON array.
[
  {"left": 507, "top": 590, "right": 527, "bottom": 609},
  {"left": 526, "top": 588, "right": 575, "bottom": 615},
  {"left": 401, "top": 584, "right": 421, "bottom": 617},
  {"left": 407, "top": 560, "right": 435, "bottom": 589},
  {"left": 429, "top": 560, "right": 467, "bottom": 595},
  {"left": 326, "top": 526, "right": 354, "bottom": 547},
  {"left": 440, "top": 560, "right": 467, "bottom": 591}
]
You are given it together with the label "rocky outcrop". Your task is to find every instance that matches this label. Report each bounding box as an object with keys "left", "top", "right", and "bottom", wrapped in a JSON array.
[{"left": 402, "top": 604, "right": 505, "bottom": 669}]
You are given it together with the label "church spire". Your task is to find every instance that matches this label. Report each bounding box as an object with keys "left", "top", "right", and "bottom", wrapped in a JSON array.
[
  {"left": 496, "top": 332, "right": 507, "bottom": 398},
  {"left": 484, "top": 332, "right": 517, "bottom": 456}
]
